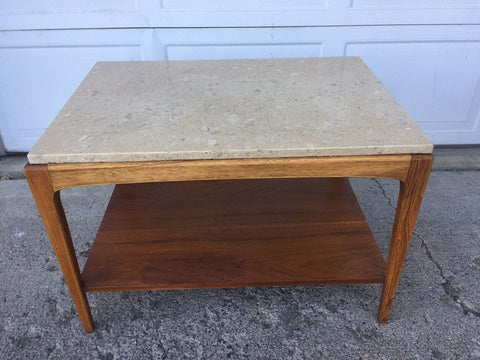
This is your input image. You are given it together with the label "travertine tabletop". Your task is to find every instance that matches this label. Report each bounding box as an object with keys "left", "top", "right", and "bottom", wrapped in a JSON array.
[{"left": 28, "top": 57, "right": 433, "bottom": 164}]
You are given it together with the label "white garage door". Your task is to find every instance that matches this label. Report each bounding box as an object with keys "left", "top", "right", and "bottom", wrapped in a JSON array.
[{"left": 1, "top": 1, "right": 479, "bottom": 151}]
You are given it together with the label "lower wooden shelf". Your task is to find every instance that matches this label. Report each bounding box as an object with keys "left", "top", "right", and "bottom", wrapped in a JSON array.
[{"left": 82, "top": 178, "right": 385, "bottom": 292}]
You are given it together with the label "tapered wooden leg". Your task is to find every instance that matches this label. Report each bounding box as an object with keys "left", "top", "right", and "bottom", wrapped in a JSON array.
[
  {"left": 24, "top": 163, "right": 95, "bottom": 332},
  {"left": 377, "top": 154, "right": 433, "bottom": 322}
]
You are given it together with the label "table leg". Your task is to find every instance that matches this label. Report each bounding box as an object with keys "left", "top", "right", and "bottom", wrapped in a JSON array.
[
  {"left": 24, "top": 164, "right": 94, "bottom": 332},
  {"left": 377, "top": 154, "right": 433, "bottom": 322}
]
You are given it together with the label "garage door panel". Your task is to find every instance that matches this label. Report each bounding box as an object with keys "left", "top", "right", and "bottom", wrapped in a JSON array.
[
  {"left": 1, "top": 18, "right": 479, "bottom": 150},
  {"left": 355, "top": 45, "right": 480, "bottom": 143},
  {"left": 0, "top": 0, "right": 157, "bottom": 30},
  {"left": 158, "top": 26, "right": 480, "bottom": 145},
  {"left": 346, "top": 41, "right": 480, "bottom": 128},
  {"left": 1, "top": 0, "right": 140, "bottom": 12},
  {"left": 3, "top": 1, "right": 480, "bottom": 30},
  {"left": 344, "top": 1, "right": 480, "bottom": 27},
  {"left": 307, "top": 23, "right": 480, "bottom": 145},
  {"left": 154, "top": 2, "right": 480, "bottom": 28},
  {"left": 160, "top": 0, "right": 329, "bottom": 10},
  {"left": 160, "top": 28, "right": 324, "bottom": 60},
  {"left": 0, "top": 29, "right": 157, "bottom": 151},
  {"left": 157, "top": 27, "right": 326, "bottom": 60},
  {"left": 350, "top": 0, "right": 480, "bottom": 9},
  {"left": 166, "top": 43, "right": 324, "bottom": 61}
]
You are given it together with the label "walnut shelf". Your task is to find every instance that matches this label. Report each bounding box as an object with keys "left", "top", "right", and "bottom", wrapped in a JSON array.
[{"left": 82, "top": 178, "right": 385, "bottom": 293}]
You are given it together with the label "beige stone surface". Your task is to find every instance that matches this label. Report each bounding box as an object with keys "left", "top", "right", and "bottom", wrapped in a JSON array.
[{"left": 28, "top": 57, "right": 433, "bottom": 164}]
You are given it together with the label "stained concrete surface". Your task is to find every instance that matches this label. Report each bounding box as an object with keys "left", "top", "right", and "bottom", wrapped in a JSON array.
[{"left": 1, "top": 149, "right": 479, "bottom": 359}]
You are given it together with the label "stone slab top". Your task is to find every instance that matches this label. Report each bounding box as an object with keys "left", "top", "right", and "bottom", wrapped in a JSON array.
[{"left": 28, "top": 57, "right": 433, "bottom": 164}]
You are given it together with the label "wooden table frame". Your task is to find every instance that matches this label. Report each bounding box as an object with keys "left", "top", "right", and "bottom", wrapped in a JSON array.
[{"left": 25, "top": 153, "right": 433, "bottom": 333}]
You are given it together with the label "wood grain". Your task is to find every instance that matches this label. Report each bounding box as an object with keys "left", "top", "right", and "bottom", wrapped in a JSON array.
[
  {"left": 82, "top": 178, "right": 386, "bottom": 292},
  {"left": 377, "top": 154, "right": 434, "bottom": 322},
  {"left": 47, "top": 155, "right": 412, "bottom": 191},
  {"left": 25, "top": 152, "right": 432, "bottom": 329},
  {"left": 24, "top": 164, "right": 95, "bottom": 332}
]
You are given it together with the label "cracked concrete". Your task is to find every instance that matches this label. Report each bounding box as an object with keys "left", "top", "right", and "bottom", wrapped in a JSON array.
[
  {"left": 373, "top": 178, "right": 396, "bottom": 209},
  {"left": 373, "top": 176, "right": 480, "bottom": 319},
  {"left": 419, "top": 232, "right": 480, "bottom": 319},
  {"left": 1, "top": 149, "right": 480, "bottom": 359}
]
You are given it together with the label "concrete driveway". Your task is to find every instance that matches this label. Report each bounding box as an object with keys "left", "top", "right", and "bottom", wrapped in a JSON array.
[{"left": 1, "top": 148, "right": 479, "bottom": 359}]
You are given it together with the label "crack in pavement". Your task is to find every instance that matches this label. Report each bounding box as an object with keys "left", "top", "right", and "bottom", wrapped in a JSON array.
[
  {"left": 373, "top": 179, "right": 395, "bottom": 208},
  {"left": 417, "top": 233, "right": 480, "bottom": 318},
  {"left": 373, "top": 178, "right": 480, "bottom": 318}
]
